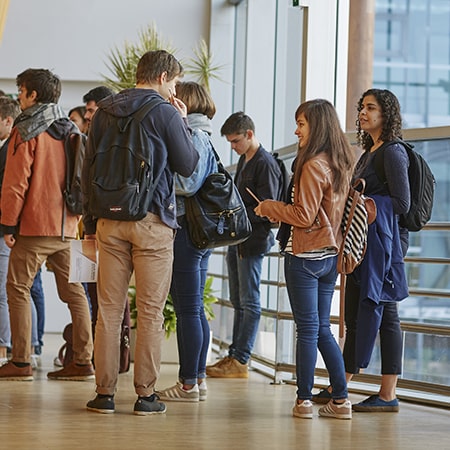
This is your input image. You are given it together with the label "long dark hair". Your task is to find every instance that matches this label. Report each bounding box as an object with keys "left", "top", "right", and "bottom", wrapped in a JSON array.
[
  {"left": 356, "top": 88, "right": 403, "bottom": 152},
  {"left": 293, "top": 99, "right": 354, "bottom": 194}
]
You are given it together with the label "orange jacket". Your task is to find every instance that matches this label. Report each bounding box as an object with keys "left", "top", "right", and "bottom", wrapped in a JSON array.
[
  {"left": 0, "top": 127, "right": 79, "bottom": 238},
  {"left": 258, "top": 155, "right": 347, "bottom": 254}
]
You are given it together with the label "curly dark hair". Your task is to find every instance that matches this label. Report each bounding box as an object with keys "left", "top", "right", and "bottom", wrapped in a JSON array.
[{"left": 356, "top": 88, "right": 403, "bottom": 152}]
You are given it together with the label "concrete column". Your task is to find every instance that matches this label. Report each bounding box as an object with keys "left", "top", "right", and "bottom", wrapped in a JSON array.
[{"left": 346, "top": 0, "right": 375, "bottom": 131}]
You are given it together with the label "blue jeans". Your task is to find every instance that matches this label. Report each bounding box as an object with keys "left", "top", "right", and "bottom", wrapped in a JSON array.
[
  {"left": 0, "top": 239, "right": 10, "bottom": 348},
  {"left": 226, "top": 245, "right": 263, "bottom": 364},
  {"left": 284, "top": 253, "right": 347, "bottom": 401},
  {"left": 170, "top": 219, "right": 211, "bottom": 385},
  {"left": 30, "top": 268, "right": 45, "bottom": 350}
]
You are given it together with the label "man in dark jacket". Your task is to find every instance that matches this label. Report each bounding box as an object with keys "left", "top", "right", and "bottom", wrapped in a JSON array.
[
  {"left": 83, "top": 50, "right": 199, "bottom": 415},
  {"left": 206, "top": 112, "right": 282, "bottom": 378}
]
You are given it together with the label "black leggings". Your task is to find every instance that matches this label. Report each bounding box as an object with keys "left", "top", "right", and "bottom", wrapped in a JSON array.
[{"left": 342, "top": 274, "right": 403, "bottom": 375}]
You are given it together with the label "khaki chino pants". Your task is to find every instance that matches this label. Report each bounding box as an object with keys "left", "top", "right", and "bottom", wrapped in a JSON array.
[
  {"left": 94, "top": 212, "right": 174, "bottom": 397},
  {"left": 7, "top": 235, "right": 93, "bottom": 364}
]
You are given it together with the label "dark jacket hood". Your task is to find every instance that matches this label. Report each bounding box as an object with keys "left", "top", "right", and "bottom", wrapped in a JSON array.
[{"left": 96, "top": 88, "right": 166, "bottom": 117}]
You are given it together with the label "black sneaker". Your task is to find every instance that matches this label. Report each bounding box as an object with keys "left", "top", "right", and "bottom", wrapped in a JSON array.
[
  {"left": 133, "top": 393, "right": 167, "bottom": 416},
  {"left": 311, "top": 387, "right": 332, "bottom": 404},
  {"left": 86, "top": 395, "right": 115, "bottom": 414}
]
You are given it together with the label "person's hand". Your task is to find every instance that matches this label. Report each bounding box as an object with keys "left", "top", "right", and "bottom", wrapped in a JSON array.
[
  {"left": 168, "top": 88, "right": 188, "bottom": 117},
  {"left": 254, "top": 203, "right": 263, "bottom": 217},
  {"left": 171, "top": 97, "right": 188, "bottom": 117},
  {"left": 254, "top": 200, "right": 278, "bottom": 223},
  {"left": 4, "top": 234, "right": 15, "bottom": 248}
]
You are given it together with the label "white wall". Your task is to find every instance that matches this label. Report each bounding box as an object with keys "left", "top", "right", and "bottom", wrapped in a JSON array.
[{"left": 0, "top": 0, "right": 210, "bottom": 112}]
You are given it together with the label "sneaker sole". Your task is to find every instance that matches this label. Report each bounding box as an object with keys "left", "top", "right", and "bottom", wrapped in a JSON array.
[
  {"left": 158, "top": 396, "right": 199, "bottom": 403},
  {"left": 0, "top": 376, "right": 33, "bottom": 381},
  {"left": 134, "top": 408, "right": 167, "bottom": 416},
  {"left": 199, "top": 393, "right": 207, "bottom": 401},
  {"left": 48, "top": 375, "right": 95, "bottom": 381},
  {"left": 318, "top": 411, "right": 352, "bottom": 419},
  {"left": 205, "top": 372, "right": 248, "bottom": 379},
  {"left": 86, "top": 406, "right": 115, "bottom": 414},
  {"left": 292, "top": 411, "right": 313, "bottom": 419},
  {"left": 352, "top": 404, "right": 399, "bottom": 412}
]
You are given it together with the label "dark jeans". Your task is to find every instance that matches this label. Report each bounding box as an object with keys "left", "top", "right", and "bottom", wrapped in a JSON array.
[
  {"left": 170, "top": 219, "right": 211, "bottom": 385},
  {"left": 284, "top": 253, "right": 348, "bottom": 401},
  {"left": 226, "top": 245, "right": 263, "bottom": 364},
  {"left": 30, "top": 268, "right": 45, "bottom": 350},
  {"left": 343, "top": 273, "right": 403, "bottom": 374}
]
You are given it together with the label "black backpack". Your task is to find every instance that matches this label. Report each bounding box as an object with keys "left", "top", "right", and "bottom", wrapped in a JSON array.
[
  {"left": 373, "top": 140, "right": 435, "bottom": 232},
  {"left": 272, "top": 152, "right": 291, "bottom": 202},
  {"left": 87, "top": 98, "right": 163, "bottom": 221},
  {"left": 64, "top": 122, "right": 87, "bottom": 215}
]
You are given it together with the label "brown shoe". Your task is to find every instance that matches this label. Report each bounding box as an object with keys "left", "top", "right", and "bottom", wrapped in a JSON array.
[
  {"left": 206, "top": 357, "right": 248, "bottom": 378},
  {"left": 47, "top": 361, "right": 94, "bottom": 381},
  {"left": 0, "top": 361, "right": 33, "bottom": 381},
  {"left": 206, "top": 356, "right": 230, "bottom": 371}
]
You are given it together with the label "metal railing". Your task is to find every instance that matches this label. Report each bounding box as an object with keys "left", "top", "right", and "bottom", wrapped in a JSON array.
[{"left": 208, "top": 126, "right": 450, "bottom": 407}]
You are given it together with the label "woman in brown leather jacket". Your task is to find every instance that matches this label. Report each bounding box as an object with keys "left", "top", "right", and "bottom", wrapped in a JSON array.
[{"left": 255, "top": 99, "right": 354, "bottom": 419}]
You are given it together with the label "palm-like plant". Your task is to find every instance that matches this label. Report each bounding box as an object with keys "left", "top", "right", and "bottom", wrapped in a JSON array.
[
  {"left": 102, "top": 24, "right": 175, "bottom": 91},
  {"left": 102, "top": 24, "right": 222, "bottom": 92},
  {"left": 184, "top": 38, "right": 224, "bottom": 92}
]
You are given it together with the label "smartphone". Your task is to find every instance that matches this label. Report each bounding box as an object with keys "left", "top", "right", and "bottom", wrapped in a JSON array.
[{"left": 246, "top": 187, "right": 261, "bottom": 203}]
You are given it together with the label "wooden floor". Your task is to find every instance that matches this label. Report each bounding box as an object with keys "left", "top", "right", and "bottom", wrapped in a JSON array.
[{"left": 1, "top": 334, "right": 449, "bottom": 450}]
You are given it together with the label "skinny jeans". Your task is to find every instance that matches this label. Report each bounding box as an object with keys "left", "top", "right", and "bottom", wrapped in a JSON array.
[
  {"left": 170, "top": 218, "right": 210, "bottom": 385},
  {"left": 284, "top": 253, "right": 348, "bottom": 401},
  {"left": 226, "top": 245, "right": 263, "bottom": 364}
]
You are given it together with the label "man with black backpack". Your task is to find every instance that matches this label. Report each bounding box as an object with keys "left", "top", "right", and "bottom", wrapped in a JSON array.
[
  {"left": 0, "top": 68, "right": 94, "bottom": 382},
  {"left": 83, "top": 50, "right": 199, "bottom": 416}
]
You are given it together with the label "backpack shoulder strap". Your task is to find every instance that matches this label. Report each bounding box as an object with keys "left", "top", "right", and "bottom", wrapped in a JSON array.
[
  {"left": 373, "top": 139, "right": 407, "bottom": 185},
  {"left": 132, "top": 97, "right": 164, "bottom": 122}
]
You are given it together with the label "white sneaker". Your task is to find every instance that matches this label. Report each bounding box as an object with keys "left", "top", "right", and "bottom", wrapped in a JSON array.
[
  {"left": 198, "top": 380, "right": 207, "bottom": 401},
  {"left": 30, "top": 354, "right": 41, "bottom": 369},
  {"left": 53, "top": 356, "right": 64, "bottom": 367},
  {"left": 156, "top": 382, "right": 199, "bottom": 402}
]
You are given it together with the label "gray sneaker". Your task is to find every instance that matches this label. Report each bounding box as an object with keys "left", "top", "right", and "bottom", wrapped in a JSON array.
[
  {"left": 86, "top": 395, "right": 115, "bottom": 414},
  {"left": 133, "top": 394, "right": 167, "bottom": 416}
]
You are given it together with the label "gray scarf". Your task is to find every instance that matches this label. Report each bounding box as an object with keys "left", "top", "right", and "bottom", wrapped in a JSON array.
[
  {"left": 187, "top": 113, "right": 213, "bottom": 135},
  {"left": 15, "top": 103, "right": 67, "bottom": 142}
]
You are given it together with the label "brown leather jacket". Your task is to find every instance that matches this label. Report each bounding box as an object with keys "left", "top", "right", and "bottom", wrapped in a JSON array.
[
  {"left": 258, "top": 154, "right": 347, "bottom": 254},
  {"left": 1, "top": 127, "right": 79, "bottom": 238}
]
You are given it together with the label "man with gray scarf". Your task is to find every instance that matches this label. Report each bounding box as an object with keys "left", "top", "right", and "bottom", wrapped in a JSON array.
[{"left": 0, "top": 68, "right": 93, "bottom": 381}]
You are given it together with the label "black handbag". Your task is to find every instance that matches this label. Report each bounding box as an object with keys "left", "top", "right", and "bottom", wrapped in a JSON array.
[{"left": 184, "top": 150, "right": 252, "bottom": 249}]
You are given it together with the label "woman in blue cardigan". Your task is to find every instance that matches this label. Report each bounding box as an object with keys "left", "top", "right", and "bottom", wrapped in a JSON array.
[{"left": 313, "top": 89, "right": 410, "bottom": 412}]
